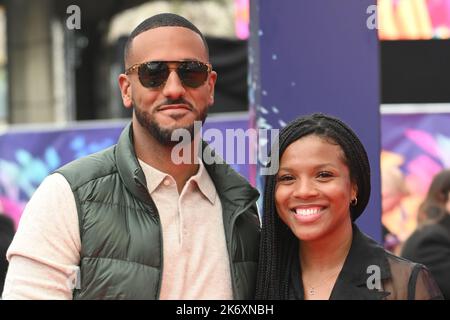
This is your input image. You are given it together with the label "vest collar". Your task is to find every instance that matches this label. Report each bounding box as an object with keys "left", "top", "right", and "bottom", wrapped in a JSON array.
[
  {"left": 201, "top": 140, "right": 259, "bottom": 210},
  {"left": 116, "top": 122, "right": 153, "bottom": 205}
]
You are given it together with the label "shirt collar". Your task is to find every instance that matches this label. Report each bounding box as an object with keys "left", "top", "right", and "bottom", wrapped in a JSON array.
[
  {"left": 190, "top": 158, "right": 217, "bottom": 205},
  {"left": 339, "top": 224, "right": 392, "bottom": 285},
  {"left": 328, "top": 224, "right": 392, "bottom": 300},
  {"left": 138, "top": 159, "right": 169, "bottom": 195},
  {"left": 138, "top": 158, "right": 216, "bottom": 204}
]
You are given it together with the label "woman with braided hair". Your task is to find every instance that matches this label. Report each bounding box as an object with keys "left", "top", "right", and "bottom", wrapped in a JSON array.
[{"left": 256, "top": 113, "right": 443, "bottom": 300}]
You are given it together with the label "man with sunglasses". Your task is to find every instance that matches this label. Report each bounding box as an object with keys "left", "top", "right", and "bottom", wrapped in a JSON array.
[{"left": 3, "top": 13, "right": 260, "bottom": 300}]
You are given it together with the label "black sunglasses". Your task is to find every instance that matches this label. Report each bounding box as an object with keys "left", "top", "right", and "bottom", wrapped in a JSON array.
[{"left": 125, "top": 60, "right": 212, "bottom": 88}]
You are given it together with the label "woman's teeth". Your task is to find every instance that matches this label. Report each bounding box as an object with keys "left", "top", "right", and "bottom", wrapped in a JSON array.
[{"left": 295, "top": 208, "right": 321, "bottom": 216}]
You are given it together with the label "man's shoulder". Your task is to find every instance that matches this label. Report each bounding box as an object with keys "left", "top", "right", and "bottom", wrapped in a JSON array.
[{"left": 56, "top": 145, "right": 118, "bottom": 189}]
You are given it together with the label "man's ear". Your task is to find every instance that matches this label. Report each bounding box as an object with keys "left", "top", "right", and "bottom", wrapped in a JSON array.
[
  {"left": 118, "top": 74, "right": 132, "bottom": 108},
  {"left": 207, "top": 70, "right": 217, "bottom": 107}
]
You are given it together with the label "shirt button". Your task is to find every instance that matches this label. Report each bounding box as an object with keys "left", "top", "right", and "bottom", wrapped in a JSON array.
[{"left": 163, "top": 178, "right": 171, "bottom": 186}]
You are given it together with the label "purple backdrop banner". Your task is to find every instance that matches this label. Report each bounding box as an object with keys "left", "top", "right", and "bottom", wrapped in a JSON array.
[{"left": 250, "top": 0, "right": 381, "bottom": 241}]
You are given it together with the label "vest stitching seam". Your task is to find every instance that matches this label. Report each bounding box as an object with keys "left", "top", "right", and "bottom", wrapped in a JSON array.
[
  {"left": 80, "top": 200, "right": 150, "bottom": 213},
  {"left": 70, "top": 169, "right": 119, "bottom": 192},
  {"left": 83, "top": 256, "right": 159, "bottom": 269}
]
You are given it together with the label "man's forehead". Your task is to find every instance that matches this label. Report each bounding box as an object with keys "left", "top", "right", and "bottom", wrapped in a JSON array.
[{"left": 130, "top": 26, "right": 207, "bottom": 57}]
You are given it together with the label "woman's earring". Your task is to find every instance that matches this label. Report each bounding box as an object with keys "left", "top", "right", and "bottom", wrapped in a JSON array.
[{"left": 350, "top": 197, "right": 358, "bottom": 206}]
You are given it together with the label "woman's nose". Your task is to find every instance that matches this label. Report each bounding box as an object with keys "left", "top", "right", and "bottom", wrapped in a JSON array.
[{"left": 292, "top": 178, "right": 319, "bottom": 199}]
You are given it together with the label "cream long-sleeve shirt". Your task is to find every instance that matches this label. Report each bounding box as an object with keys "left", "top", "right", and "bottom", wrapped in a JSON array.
[{"left": 2, "top": 159, "right": 232, "bottom": 300}]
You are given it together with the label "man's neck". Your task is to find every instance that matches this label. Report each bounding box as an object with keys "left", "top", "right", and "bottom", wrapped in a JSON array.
[{"left": 133, "top": 122, "right": 200, "bottom": 193}]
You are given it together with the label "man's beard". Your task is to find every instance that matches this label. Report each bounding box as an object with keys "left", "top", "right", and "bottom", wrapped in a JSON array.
[{"left": 133, "top": 100, "right": 207, "bottom": 147}]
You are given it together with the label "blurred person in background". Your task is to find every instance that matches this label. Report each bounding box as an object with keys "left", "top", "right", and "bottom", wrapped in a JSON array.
[
  {"left": 0, "top": 213, "right": 15, "bottom": 297},
  {"left": 402, "top": 169, "right": 450, "bottom": 299},
  {"left": 381, "top": 165, "right": 409, "bottom": 254}
]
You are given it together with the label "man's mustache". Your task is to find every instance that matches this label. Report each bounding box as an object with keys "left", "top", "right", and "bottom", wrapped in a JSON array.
[{"left": 156, "top": 98, "right": 194, "bottom": 111}]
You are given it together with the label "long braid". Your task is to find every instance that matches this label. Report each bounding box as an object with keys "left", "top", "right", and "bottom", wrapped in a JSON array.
[{"left": 255, "top": 113, "right": 372, "bottom": 299}]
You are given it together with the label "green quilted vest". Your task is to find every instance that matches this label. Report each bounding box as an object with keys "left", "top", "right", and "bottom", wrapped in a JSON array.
[{"left": 56, "top": 123, "right": 260, "bottom": 299}]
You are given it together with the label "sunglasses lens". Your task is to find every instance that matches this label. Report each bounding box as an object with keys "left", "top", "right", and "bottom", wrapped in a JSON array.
[
  {"left": 177, "top": 61, "right": 209, "bottom": 88},
  {"left": 138, "top": 62, "right": 168, "bottom": 88}
]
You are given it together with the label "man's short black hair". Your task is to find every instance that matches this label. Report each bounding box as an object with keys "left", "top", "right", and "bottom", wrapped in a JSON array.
[{"left": 124, "top": 13, "right": 209, "bottom": 66}]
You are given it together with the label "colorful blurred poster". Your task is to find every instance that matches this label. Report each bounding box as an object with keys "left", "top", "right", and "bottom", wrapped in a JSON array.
[
  {"left": 0, "top": 122, "right": 125, "bottom": 227},
  {"left": 0, "top": 115, "right": 250, "bottom": 228},
  {"left": 234, "top": 0, "right": 249, "bottom": 39},
  {"left": 381, "top": 112, "right": 450, "bottom": 249},
  {"left": 378, "top": 0, "right": 450, "bottom": 39}
]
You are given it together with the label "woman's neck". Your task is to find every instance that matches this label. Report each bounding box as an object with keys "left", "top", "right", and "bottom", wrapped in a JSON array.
[
  {"left": 299, "top": 220, "right": 353, "bottom": 273},
  {"left": 298, "top": 220, "right": 353, "bottom": 300}
]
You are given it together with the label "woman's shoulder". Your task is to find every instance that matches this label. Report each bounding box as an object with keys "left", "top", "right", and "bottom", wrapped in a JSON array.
[
  {"left": 383, "top": 245, "right": 436, "bottom": 282},
  {"left": 350, "top": 226, "right": 427, "bottom": 274},
  {"left": 384, "top": 249, "right": 421, "bottom": 271},
  {"left": 352, "top": 227, "right": 443, "bottom": 299},
  {"left": 383, "top": 250, "right": 443, "bottom": 299}
]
